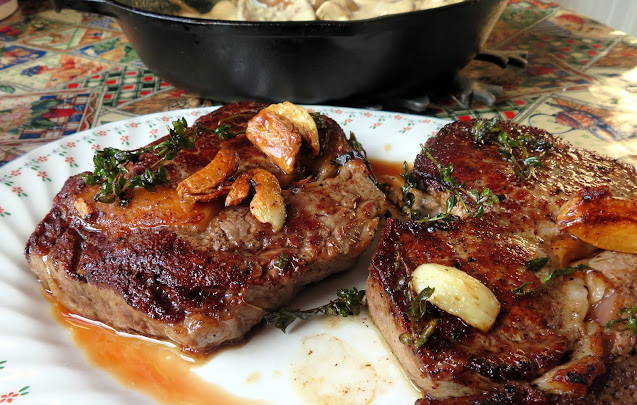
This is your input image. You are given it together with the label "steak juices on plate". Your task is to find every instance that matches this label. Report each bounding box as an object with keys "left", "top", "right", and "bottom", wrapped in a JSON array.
[{"left": 25, "top": 104, "right": 637, "bottom": 403}]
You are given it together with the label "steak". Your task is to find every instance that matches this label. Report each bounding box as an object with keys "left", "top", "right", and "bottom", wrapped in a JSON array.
[
  {"left": 367, "top": 119, "right": 637, "bottom": 404},
  {"left": 26, "top": 101, "right": 386, "bottom": 354}
]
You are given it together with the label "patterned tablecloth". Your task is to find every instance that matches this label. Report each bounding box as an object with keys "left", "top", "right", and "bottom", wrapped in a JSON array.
[
  {"left": 0, "top": 1, "right": 636, "bottom": 403},
  {"left": 1, "top": 0, "right": 636, "bottom": 166}
]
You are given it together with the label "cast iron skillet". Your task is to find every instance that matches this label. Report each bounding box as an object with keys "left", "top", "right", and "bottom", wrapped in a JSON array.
[{"left": 52, "top": 0, "right": 507, "bottom": 103}]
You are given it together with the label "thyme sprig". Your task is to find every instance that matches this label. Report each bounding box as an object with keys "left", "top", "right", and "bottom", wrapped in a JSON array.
[
  {"left": 394, "top": 243, "right": 439, "bottom": 348},
  {"left": 82, "top": 118, "right": 196, "bottom": 205},
  {"left": 473, "top": 118, "right": 551, "bottom": 180},
  {"left": 203, "top": 112, "right": 253, "bottom": 139},
  {"left": 606, "top": 306, "right": 637, "bottom": 334},
  {"left": 213, "top": 123, "right": 241, "bottom": 139},
  {"left": 263, "top": 288, "right": 366, "bottom": 333},
  {"left": 273, "top": 252, "right": 289, "bottom": 271},
  {"left": 400, "top": 161, "right": 426, "bottom": 220},
  {"left": 401, "top": 148, "right": 498, "bottom": 222},
  {"left": 526, "top": 257, "right": 550, "bottom": 272},
  {"left": 399, "top": 286, "right": 439, "bottom": 348},
  {"left": 512, "top": 264, "right": 590, "bottom": 296}
]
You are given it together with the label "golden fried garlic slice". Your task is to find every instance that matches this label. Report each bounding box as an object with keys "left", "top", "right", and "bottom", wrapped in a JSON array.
[
  {"left": 246, "top": 102, "right": 319, "bottom": 174},
  {"left": 557, "top": 187, "right": 637, "bottom": 254},
  {"left": 177, "top": 148, "right": 240, "bottom": 202},
  {"left": 411, "top": 263, "right": 501, "bottom": 332},
  {"left": 225, "top": 168, "right": 286, "bottom": 232}
]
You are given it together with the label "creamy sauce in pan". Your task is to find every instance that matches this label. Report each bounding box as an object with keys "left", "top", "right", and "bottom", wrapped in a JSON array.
[{"left": 171, "top": 0, "right": 463, "bottom": 21}]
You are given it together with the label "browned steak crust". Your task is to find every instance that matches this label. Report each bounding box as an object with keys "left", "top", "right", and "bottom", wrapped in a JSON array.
[
  {"left": 26, "top": 101, "right": 387, "bottom": 354},
  {"left": 367, "top": 119, "right": 637, "bottom": 404}
]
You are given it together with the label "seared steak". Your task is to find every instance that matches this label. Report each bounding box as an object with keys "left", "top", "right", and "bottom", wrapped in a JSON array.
[
  {"left": 26, "top": 101, "right": 386, "bottom": 354},
  {"left": 367, "top": 119, "right": 637, "bottom": 404}
]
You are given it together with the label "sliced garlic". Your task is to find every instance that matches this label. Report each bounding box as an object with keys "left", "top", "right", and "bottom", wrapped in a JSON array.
[
  {"left": 246, "top": 102, "right": 320, "bottom": 174},
  {"left": 411, "top": 263, "right": 500, "bottom": 332},
  {"left": 177, "top": 148, "right": 239, "bottom": 202},
  {"left": 225, "top": 168, "right": 286, "bottom": 232},
  {"left": 557, "top": 188, "right": 637, "bottom": 254},
  {"left": 262, "top": 101, "right": 320, "bottom": 157}
]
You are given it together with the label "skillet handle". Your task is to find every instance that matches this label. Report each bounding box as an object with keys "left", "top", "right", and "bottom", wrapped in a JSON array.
[{"left": 51, "top": 0, "right": 117, "bottom": 17}]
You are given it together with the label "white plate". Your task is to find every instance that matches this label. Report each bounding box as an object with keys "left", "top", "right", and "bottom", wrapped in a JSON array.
[{"left": 0, "top": 106, "right": 449, "bottom": 404}]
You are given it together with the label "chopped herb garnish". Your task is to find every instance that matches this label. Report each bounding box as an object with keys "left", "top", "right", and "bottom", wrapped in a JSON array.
[
  {"left": 606, "top": 306, "right": 637, "bottom": 334},
  {"left": 393, "top": 243, "right": 439, "bottom": 348},
  {"left": 274, "top": 252, "right": 289, "bottom": 271},
  {"left": 526, "top": 257, "right": 549, "bottom": 272},
  {"left": 203, "top": 112, "right": 252, "bottom": 139},
  {"left": 473, "top": 118, "right": 551, "bottom": 180},
  {"left": 400, "top": 162, "right": 426, "bottom": 220},
  {"left": 511, "top": 281, "right": 533, "bottom": 296},
  {"left": 213, "top": 123, "right": 238, "bottom": 139},
  {"left": 512, "top": 264, "right": 590, "bottom": 296},
  {"left": 400, "top": 318, "right": 439, "bottom": 348},
  {"left": 399, "top": 287, "right": 439, "bottom": 348},
  {"left": 311, "top": 113, "right": 324, "bottom": 127},
  {"left": 401, "top": 147, "right": 499, "bottom": 222},
  {"left": 263, "top": 288, "right": 366, "bottom": 333},
  {"left": 82, "top": 117, "right": 196, "bottom": 205}
]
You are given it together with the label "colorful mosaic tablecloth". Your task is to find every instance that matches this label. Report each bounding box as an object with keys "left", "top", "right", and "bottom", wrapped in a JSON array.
[{"left": 1, "top": 0, "right": 636, "bottom": 166}]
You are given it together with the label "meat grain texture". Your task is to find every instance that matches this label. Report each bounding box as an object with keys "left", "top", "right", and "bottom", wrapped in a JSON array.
[
  {"left": 367, "top": 120, "right": 637, "bottom": 404},
  {"left": 26, "top": 101, "right": 387, "bottom": 354}
]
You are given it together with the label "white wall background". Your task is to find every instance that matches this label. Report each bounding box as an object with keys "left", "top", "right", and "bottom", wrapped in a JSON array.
[{"left": 557, "top": 0, "right": 637, "bottom": 36}]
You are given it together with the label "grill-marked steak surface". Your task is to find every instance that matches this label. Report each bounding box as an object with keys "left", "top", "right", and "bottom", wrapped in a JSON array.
[
  {"left": 26, "top": 101, "right": 386, "bottom": 354},
  {"left": 368, "top": 120, "right": 637, "bottom": 404}
]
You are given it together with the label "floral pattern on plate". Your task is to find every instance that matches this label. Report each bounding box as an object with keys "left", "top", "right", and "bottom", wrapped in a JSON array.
[{"left": 0, "top": 106, "right": 448, "bottom": 405}]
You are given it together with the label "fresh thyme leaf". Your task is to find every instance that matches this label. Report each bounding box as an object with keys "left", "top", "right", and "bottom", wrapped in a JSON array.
[
  {"left": 400, "top": 318, "right": 439, "bottom": 348},
  {"left": 311, "top": 113, "right": 324, "bottom": 127},
  {"left": 513, "top": 264, "right": 590, "bottom": 296},
  {"left": 263, "top": 309, "right": 316, "bottom": 332},
  {"left": 401, "top": 148, "right": 498, "bottom": 222},
  {"left": 511, "top": 281, "right": 533, "bottom": 296},
  {"left": 263, "top": 288, "right": 366, "bottom": 333},
  {"left": 472, "top": 118, "right": 551, "bottom": 180},
  {"left": 83, "top": 118, "right": 196, "bottom": 205},
  {"left": 606, "top": 306, "right": 637, "bottom": 334},
  {"left": 523, "top": 156, "right": 542, "bottom": 168},
  {"left": 213, "top": 123, "right": 237, "bottom": 140},
  {"left": 526, "top": 257, "right": 549, "bottom": 272},
  {"left": 400, "top": 161, "right": 426, "bottom": 220},
  {"left": 399, "top": 286, "right": 438, "bottom": 348},
  {"left": 406, "top": 286, "right": 435, "bottom": 320},
  {"left": 542, "top": 264, "right": 589, "bottom": 283},
  {"left": 392, "top": 244, "right": 439, "bottom": 348},
  {"left": 274, "top": 252, "right": 289, "bottom": 271},
  {"left": 346, "top": 132, "right": 366, "bottom": 158},
  {"left": 201, "top": 112, "right": 251, "bottom": 140},
  {"left": 322, "top": 288, "right": 366, "bottom": 317}
]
